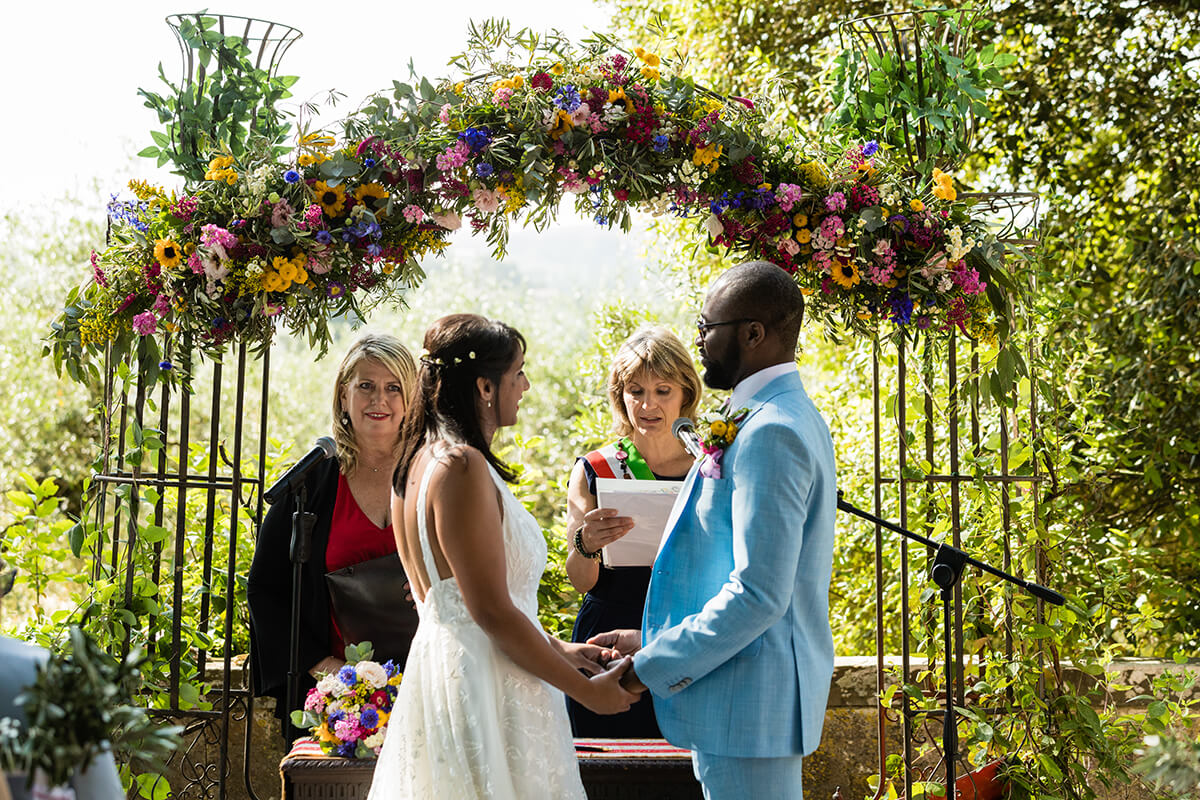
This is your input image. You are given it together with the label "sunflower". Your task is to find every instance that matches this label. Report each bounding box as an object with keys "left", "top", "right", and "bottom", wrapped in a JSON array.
[
  {"left": 608, "top": 88, "right": 635, "bottom": 114},
  {"left": 548, "top": 109, "right": 574, "bottom": 140},
  {"left": 831, "top": 259, "right": 861, "bottom": 289},
  {"left": 154, "top": 239, "right": 183, "bottom": 268},
  {"left": 314, "top": 181, "right": 346, "bottom": 217},
  {"left": 354, "top": 183, "right": 389, "bottom": 210}
]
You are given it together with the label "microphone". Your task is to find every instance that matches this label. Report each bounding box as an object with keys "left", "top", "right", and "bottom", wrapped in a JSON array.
[
  {"left": 264, "top": 436, "right": 337, "bottom": 505},
  {"left": 671, "top": 417, "right": 705, "bottom": 461}
]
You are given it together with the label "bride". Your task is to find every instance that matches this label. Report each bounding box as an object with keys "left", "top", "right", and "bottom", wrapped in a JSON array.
[{"left": 369, "top": 314, "right": 638, "bottom": 799}]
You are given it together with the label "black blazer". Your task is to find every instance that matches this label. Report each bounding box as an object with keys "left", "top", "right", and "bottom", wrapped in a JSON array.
[{"left": 247, "top": 457, "right": 340, "bottom": 743}]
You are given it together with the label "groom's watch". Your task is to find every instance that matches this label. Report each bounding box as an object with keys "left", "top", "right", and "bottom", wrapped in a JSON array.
[{"left": 573, "top": 526, "right": 602, "bottom": 560}]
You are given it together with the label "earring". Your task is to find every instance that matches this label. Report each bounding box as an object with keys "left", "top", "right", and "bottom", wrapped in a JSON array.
[
  {"left": 341, "top": 411, "right": 351, "bottom": 426},
  {"left": 487, "top": 401, "right": 492, "bottom": 408}
]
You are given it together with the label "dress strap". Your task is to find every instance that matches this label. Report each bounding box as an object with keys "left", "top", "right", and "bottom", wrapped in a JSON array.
[{"left": 415, "top": 456, "right": 443, "bottom": 586}]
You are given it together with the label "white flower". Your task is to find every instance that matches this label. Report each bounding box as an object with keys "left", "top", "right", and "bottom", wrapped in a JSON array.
[
  {"left": 356, "top": 661, "right": 389, "bottom": 689},
  {"left": 317, "top": 674, "right": 349, "bottom": 697},
  {"left": 937, "top": 275, "right": 954, "bottom": 293},
  {"left": 704, "top": 213, "right": 724, "bottom": 239},
  {"left": 472, "top": 187, "right": 502, "bottom": 214},
  {"left": 364, "top": 731, "right": 385, "bottom": 749}
]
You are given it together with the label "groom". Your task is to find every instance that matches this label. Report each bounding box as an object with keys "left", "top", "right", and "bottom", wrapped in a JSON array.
[{"left": 593, "top": 261, "right": 837, "bottom": 798}]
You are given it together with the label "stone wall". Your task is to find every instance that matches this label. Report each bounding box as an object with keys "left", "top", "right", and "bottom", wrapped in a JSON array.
[{"left": 180, "top": 657, "right": 1197, "bottom": 800}]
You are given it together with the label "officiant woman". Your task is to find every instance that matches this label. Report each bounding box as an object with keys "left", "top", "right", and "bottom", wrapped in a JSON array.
[
  {"left": 565, "top": 327, "right": 701, "bottom": 737},
  {"left": 248, "top": 332, "right": 419, "bottom": 744}
]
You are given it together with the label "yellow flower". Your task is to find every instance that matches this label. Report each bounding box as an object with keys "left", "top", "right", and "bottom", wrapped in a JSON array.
[
  {"left": 300, "top": 132, "right": 336, "bottom": 148},
  {"left": 298, "top": 152, "right": 329, "bottom": 167},
  {"left": 641, "top": 51, "right": 661, "bottom": 67},
  {"left": 931, "top": 168, "right": 957, "bottom": 201},
  {"left": 795, "top": 229, "right": 812, "bottom": 244},
  {"left": 800, "top": 161, "right": 829, "bottom": 189},
  {"left": 511, "top": 74, "right": 524, "bottom": 89},
  {"left": 792, "top": 213, "right": 808, "bottom": 228},
  {"left": 724, "top": 423, "right": 737, "bottom": 444},
  {"left": 314, "top": 180, "right": 347, "bottom": 216},
  {"left": 608, "top": 88, "right": 634, "bottom": 114},
  {"left": 641, "top": 66, "right": 661, "bottom": 83},
  {"left": 547, "top": 108, "right": 574, "bottom": 140},
  {"left": 710, "top": 419, "right": 728, "bottom": 438},
  {"left": 909, "top": 199, "right": 925, "bottom": 212},
  {"left": 354, "top": 183, "right": 389, "bottom": 210},
  {"left": 317, "top": 723, "right": 337, "bottom": 743},
  {"left": 693, "top": 142, "right": 723, "bottom": 170},
  {"left": 388, "top": 673, "right": 403, "bottom": 686},
  {"left": 831, "top": 259, "right": 861, "bottom": 289},
  {"left": 154, "top": 239, "right": 183, "bottom": 268},
  {"left": 634, "top": 46, "right": 646, "bottom": 60},
  {"left": 381, "top": 261, "right": 396, "bottom": 275},
  {"left": 550, "top": 62, "right": 565, "bottom": 76},
  {"left": 276, "top": 258, "right": 299, "bottom": 284}
]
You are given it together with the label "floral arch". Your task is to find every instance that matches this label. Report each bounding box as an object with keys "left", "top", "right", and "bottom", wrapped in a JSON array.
[{"left": 49, "top": 19, "right": 1016, "bottom": 385}]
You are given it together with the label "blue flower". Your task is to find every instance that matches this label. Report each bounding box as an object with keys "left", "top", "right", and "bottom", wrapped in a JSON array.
[
  {"left": 889, "top": 292, "right": 913, "bottom": 325},
  {"left": 316, "top": 230, "right": 333, "bottom": 245},
  {"left": 328, "top": 709, "right": 345, "bottom": 724},
  {"left": 652, "top": 134, "right": 669, "bottom": 153},
  {"left": 458, "top": 127, "right": 491, "bottom": 154},
  {"left": 476, "top": 162, "right": 494, "bottom": 178},
  {"left": 863, "top": 140, "right": 879, "bottom": 157},
  {"left": 594, "top": 213, "right": 609, "bottom": 226},
  {"left": 553, "top": 85, "right": 581, "bottom": 113},
  {"left": 363, "top": 158, "right": 376, "bottom": 168},
  {"left": 159, "top": 360, "right": 173, "bottom": 371},
  {"left": 283, "top": 169, "right": 301, "bottom": 184},
  {"left": 338, "top": 665, "right": 358, "bottom": 686},
  {"left": 366, "top": 243, "right": 381, "bottom": 257},
  {"left": 360, "top": 707, "right": 380, "bottom": 728},
  {"left": 336, "top": 742, "right": 355, "bottom": 758}
]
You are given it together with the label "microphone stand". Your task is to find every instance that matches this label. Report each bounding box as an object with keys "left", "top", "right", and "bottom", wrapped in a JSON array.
[
  {"left": 286, "top": 484, "right": 317, "bottom": 739},
  {"left": 836, "top": 492, "right": 1064, "bottom": 796}
]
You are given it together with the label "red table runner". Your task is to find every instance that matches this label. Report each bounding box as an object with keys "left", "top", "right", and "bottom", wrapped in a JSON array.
[{"left": 284, "top": 737, "right": 692, "bottom": 761}]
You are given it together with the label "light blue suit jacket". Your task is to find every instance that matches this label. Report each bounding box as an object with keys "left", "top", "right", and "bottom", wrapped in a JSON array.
[{"left": 633, "top": 370, "right": 836, "bottom": 758}]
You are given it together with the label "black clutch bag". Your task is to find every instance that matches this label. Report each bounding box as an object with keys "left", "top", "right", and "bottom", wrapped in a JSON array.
[{"left": 324, "top": 551, "right": 420, "bottom": 668}]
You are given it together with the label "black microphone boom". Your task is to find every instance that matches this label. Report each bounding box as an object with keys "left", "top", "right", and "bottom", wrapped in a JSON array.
[
  {"left": 671, "top": 417, "right": 705, "bottom": 461},
  {"left": 264, "top": 436, "right": 337, "bottom": 505}
]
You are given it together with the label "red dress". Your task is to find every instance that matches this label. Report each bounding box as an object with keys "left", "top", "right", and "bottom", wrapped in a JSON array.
[{"left": 325, "top": 473, "right": 397, "bottom": 659}]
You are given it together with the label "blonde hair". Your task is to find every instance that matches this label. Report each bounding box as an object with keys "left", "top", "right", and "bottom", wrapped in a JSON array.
[
  {"left": 332, "top": 332, "right": 418, "bottom": 474},
  {"left": 607, "top": 327, "right": 702, "bottom": 437}
]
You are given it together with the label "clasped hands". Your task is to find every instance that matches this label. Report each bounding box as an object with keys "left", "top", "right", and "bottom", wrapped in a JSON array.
[{"left": 556, "top": 627, "right": 646, "bottom": 713}]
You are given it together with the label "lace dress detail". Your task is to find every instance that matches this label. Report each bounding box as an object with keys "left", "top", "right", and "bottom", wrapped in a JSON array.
[{"left": 368, "top": 458, "right": 585, "bottom": 799}]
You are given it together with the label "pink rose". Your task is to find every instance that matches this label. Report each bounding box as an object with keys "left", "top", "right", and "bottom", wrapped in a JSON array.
[
  {"left": 472, "top": 187, "right": 502, "bottom": 213},
  {"left": 430, "top": 210, "right": 462, "bottom": 231}
]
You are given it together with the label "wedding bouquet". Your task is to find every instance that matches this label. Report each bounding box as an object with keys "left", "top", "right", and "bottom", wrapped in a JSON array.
[{"left": 290, "top": 643, "right": 401, "bottom": 758}]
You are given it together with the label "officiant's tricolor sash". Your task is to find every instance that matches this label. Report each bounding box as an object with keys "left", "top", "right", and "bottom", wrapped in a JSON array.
[{"left": 584, "top": 438, "right": 655, "bottom": 481}]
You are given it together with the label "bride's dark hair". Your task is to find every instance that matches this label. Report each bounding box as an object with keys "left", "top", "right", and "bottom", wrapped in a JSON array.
[{"left": 395, "top": 313, "right": 527, "bottom": 490}]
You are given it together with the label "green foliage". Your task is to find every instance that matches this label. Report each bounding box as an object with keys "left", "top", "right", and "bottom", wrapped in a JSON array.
[
  {"left": 137, "top": 14, "right": 299, "bottom": 181},
  {"left": 825, "top": 7, "right": 1014, "bottom": 176},
  {"left": 0, "top": 625, "right": 180, "bottom": 790}
]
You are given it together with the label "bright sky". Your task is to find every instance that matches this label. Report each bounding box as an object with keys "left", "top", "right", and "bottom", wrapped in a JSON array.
[{"left": 3, "top": 0, "right": 614, "bottom": 211}]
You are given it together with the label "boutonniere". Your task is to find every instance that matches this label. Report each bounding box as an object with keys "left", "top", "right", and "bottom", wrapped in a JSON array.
[{"left": 696, "top": 405, "right": 749, "bottom": 479}]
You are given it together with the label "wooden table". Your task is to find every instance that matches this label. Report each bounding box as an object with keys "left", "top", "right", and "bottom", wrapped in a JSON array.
[{"left": 281, "top": 738, "right": 703, "bottom": 799}]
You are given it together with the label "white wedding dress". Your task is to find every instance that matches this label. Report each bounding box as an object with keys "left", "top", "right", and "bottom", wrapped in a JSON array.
[{"left": 368, "top": 458, "right": 586, "bottom": 799}]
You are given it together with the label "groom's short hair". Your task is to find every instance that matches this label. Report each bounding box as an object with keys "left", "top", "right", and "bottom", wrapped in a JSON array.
[{"left": 721, "top": 261, "right": 805, "bottom": 350}]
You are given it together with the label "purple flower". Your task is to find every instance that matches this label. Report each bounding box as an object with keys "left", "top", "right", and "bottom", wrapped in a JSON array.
[
  {"left": 360, "top": 707, "right": 380, "bottom": 729},
  {"left": 132, "top": 311, "right": 157, "bottom": 336},
  {"left": 553, "top": 85, "right": 582, "bottom": 113},
  {"left": 327, "top": 282, "right": 346, "bottom": 298},
  {"left": 863, "top": 140, "right": 879, "bottom": 157},
  {"left": 316, "top": 230, "right": 333, "bottom": 245},
  {"left": 889, "top": 292, "right": 914, "bottom": 325},
  {"left": 476, "top": 162, "right": 494, "bottom": 178},
  {"left": 652, "top": 134, "right": 669, "bottom": 153},
  {"left": 458, "top": 127, "right": 491, "bottom": 154},
  {"left": 283, "top": 169, "right": 301, "bottom": 184},
  {"left": 699, "top": 451, "right": 723, "bottom": 480}
]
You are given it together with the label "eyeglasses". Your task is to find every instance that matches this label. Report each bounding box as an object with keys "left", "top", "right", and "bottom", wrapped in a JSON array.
[{"left": 696, "top": 317, "right": 756, "bottom": 337}]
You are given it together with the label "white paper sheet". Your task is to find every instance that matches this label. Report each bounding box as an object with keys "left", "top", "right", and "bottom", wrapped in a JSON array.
[{"left": 594, "top": 478, "right": 686, "bottom": 567}]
